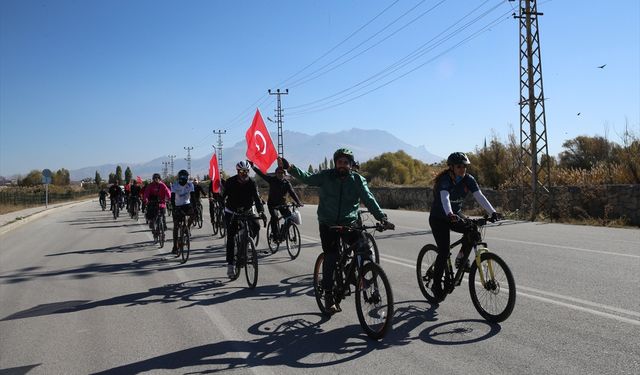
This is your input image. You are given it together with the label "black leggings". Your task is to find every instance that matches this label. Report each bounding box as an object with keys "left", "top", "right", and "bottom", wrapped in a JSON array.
[
  {"left": 319, "top": 224, "right": 358, "bottom": 291},
  {"left": 429, "top": 215, "right": 468, "bottom": 287}
]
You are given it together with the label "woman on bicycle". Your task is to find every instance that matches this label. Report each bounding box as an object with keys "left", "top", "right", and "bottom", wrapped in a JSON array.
[
  {"left": 429, "top": 152, "right": 500, "bottom": 302},
  {"left": 144, "top": 173, "right": 171, "bottom": 234}
]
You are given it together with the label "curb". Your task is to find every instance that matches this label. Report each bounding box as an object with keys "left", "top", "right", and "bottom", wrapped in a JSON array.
[{"left": 0, "top": 199, "right": 93, "bottom": 237}]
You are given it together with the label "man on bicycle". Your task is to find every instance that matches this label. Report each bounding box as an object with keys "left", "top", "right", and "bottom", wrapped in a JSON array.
[
  {"left": 129, "top": 180, "right": 142, "bottom": 215},
  {"left": 98, "top": 187, "right": 108, "bottom": 209},
  {"left": 144, "top": 173, "right": 171, "bottom": 235},
  {"left": 249, "top": 161, "right": 303, "bottom": 242},
  {"left": 429, "top": 152, "right": 501, "bottom": 302},
  {"left": 282, "top": 148, "right": 394, "bottom": 314},
  {"left": 190, "top": 178, "right": 207, "bottom": 222},
  {"left": 171, "top": 170, "right": 195, "bottom": 254},
  {"left": 108, "top": 183, "right": 123, "bottom": 212},
  {"left": 222, "top": 161, "right": 266, "bottom": 278}
]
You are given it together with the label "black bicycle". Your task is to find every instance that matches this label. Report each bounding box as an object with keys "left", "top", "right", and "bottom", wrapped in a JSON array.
[
  {"left": 266, "top": 203, "right": 302, "bottom": 259},
  {"left": 228, "top": 208, "right": 262, "bottom": 289},
  {"left": 192, "top": 200, "right": 204, "bottom": 229},
  {"left": 130, "top": 197, "right": 140, "bottom": 221},
  {"left": 416, "top": 216, "right": 516, "bottom": 323},
  {"left": 99, "top": 197, "right": 107, "bottom": 211},
  {"left": 313, "top": 223, "right": 394, "bottom": 340},
  {"left": 112, "top": 198, "right": 120, "bottom": 220},
  {"left": 174, "top": 211, "right": 191, "bottom": 264},
  {"left": 356, "top": 209, "right": 380, "bottom": 263}
]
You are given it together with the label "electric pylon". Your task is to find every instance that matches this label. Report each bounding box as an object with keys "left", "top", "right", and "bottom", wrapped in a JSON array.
[
  {"left": 268, "top": 89, "right": 288, "bottom": 158},
  {"left": 213, "top": 130, "right": 226, "bottom": 174},
  {"left": 168, "top": 155, "right": 176, "bottom": 177},
  {"left": 184, "top": 147, "right": 193, "bottom": 177}
]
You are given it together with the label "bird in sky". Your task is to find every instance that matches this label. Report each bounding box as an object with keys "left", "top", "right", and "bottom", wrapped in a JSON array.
[
  {"left": 597, "top": 64, "right": 607, "bottom": 69},
  {"left": 577, "top": 112, "right": 581, "bottom": 116}
]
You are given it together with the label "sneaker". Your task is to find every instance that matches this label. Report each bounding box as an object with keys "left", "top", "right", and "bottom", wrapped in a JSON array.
[
  {"left": 324, "top": 293, "right": 341, "bottom": 314},
  {"left": 227, "top": 264, "right": 235, "bottom": 278},
  {"left": 431, "top": 282, "right": 446, "bottom": 303}
]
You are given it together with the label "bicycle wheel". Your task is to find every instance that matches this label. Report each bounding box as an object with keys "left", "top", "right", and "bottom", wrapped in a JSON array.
[
  {"left": 355, "top": 262, "right": 394, "bottom": 340},
  {"left": 416, "top": 244, "right": 441, "bottom": 304},
  {"left": 218, "top": 212, "right": 226, "bottom": 238},
  {"left": 286, "top": 223, "right": 301, "bottom": 260},
  {"left": 266, "top": 219, "right": 279, "bottom": 254},
  {"left": 133, "top": 204, "right": 139, "bottom": 221},
  {"left": 230, "top": 235, "right": 242, "bottom": 281},
  {"left": 113, "top": 204, "right": 119, "bottom": 220},
  {"left": 197, "top": 206, "right": 203, "bottom": 228},
  {"left": 312, "top": 253, "right": 331, "bottom": 316},
  {"left": 180, "top": 224, "right": 190, "bottom": 264},
  {"left": 245, "top": 237, "right": 258, "bottom": 289},
  {"left": 364, "top": 232, "right": 380, "bottom": 264},
  {"left": 468, "top": 252, "right": 516, "bottom": 323}
]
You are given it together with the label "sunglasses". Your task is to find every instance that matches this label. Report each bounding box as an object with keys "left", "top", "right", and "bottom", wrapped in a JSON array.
[{"left": 238, "top": 169, "right": 249, "bottom": 174}]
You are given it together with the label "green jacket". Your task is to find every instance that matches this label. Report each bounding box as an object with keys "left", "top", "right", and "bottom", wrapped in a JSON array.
[{"left": 289, "top": 165, "right": 387, "bottom": 226}]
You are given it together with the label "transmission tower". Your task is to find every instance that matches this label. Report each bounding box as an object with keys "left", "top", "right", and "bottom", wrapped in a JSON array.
[
  {"left": 268, "top": 88, "right": 288, "bottom": 158},
  {"left": 161, "top": 161, "right": 170, "bottom": 179},
  {"left": 515, "top": 0, "right": 552, "bottom": 221},
  {"left": 213, "top": 130, "right": 226, "bottom": 174},
  {"left": 184, "top": 147, "right": 193, "bottom": 177},
  {"left": 168, "top": 155, "right": 176, "bottom": 176}
]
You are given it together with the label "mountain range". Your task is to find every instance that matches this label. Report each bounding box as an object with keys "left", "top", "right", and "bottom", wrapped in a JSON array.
[{"left": 70, "top": 128, "right": 442, "bottom": 180}]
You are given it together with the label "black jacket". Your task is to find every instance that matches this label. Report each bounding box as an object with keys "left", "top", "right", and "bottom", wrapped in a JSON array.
[
  {"left": 222, "top": 175, "right": 264, "bottom": 213},
  {"left": 253, "top": 167, "right": 302, "bottom": 207}
]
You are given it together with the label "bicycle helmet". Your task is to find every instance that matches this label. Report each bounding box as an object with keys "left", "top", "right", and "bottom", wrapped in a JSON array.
[
  {"left": 236, "top": 160, "right": 250, "bottom": 171},
  {"left": 447, "top": 152, "right": 470, "bottom": 166},
  {"left": 177, "top": 169, "right": 189, "bottom": 185},
  {"left": 333, "top": 148, "right": 355, "bottom": 164},
  {"left": 152, "top": 173, "right": 161, "bottom": 180}
]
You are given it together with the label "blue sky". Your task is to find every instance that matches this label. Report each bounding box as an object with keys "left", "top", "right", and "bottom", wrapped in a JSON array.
[{"left": 1, "top": 0, "right": 638, "bottom": 177}]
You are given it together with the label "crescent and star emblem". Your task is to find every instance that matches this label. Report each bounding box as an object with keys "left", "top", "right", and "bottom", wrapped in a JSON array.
[{"left": 254, "top": 131, "right": 267, "bottom": 155}]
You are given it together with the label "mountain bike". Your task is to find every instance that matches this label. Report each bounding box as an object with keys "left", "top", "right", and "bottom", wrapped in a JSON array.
[
  {"left": 112, "top": 199, "right": 120, "bottom": 220},
  {"left": 149, "top": 202, "right": 166, "bottom": 248},
  {"left": 99, "top": 197, "right": 107, "bottom": 211},
  {"left": 130, "top": 197, "right": 140, "bottom": 221},
  {"left": 228, "top": 208, "right": 262, "bottom": 289},
  {"left": 266, "top": 203, "right": 302, "bottom": 259},
  {"left": 210, "top": 200, "right": 226, "bottom": 238},
  {"left": 174, "top": 211, "right": 191, "bottom": 264},
  {"left": 313, "top": 223, "right": 394, "bottom": 340},
  {"left": 416, "top": 216, "right": 516, "bottom": 323},
  {"left": 356, "top": 209, "right": 380, "bottom": 264},
  {"left": 192, "top": 200, "right": 204, "bottom": 229}
]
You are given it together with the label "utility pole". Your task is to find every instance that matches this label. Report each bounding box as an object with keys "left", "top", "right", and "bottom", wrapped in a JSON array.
[
  {"left": 213, "top": 130, "right": 226, "bottom": 174},
  {"left": 515, "top": 0, "right": 552, "bottom": 221},
  {"left": 167, "top": 155, "right": 176, "bottom": 177},
  {"left": 268, "top": 88, "right": 288, "bottom": 158},
  {"left": 161, "top": 161, "right": 169, "bottom": 179},
  {"left": 184, "top": 147, "right": 193, "bottom": 177}
]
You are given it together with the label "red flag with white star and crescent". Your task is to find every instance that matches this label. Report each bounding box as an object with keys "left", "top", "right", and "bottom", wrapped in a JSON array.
[
  {"left": 209, "top": 152, "right": 220, "bottom": 193},
  {"left": 245, "top": 109, "right": 277, "bottom": 173}
]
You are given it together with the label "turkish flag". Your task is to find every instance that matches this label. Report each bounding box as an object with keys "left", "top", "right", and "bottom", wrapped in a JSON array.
[
  {"left": 209, "top": 152, "right": 221, "bottom": 193},
  {"left": 245, "top": 109, "right": 277, "bottom": 173}
]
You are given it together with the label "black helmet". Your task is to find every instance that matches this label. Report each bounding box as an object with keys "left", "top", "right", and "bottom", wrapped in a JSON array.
[
  {"left": 447, "top": 152, "right": 470, "bottom": 166},
  {"left": 152, "top": 173, "right": 161, "bottom": 180},
  {"left": 177, "top": 169, "right": 189, "bottom": 185},
  {"left": 333, "top": 148, "right": 355, "bottom": 164}
]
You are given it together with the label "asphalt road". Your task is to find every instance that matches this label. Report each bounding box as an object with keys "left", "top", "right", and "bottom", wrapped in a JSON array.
[{"left": 1, "top": 200, "right": 638, "bottom": 374}]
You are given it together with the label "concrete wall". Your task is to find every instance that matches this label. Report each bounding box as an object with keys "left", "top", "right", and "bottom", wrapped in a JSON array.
[{"left": 293, "top": 184, "right": 640, "bottom": 226}]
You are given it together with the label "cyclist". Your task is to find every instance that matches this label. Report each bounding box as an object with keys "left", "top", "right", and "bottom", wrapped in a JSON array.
[
  {"left": 208, "top": 177, "right": 226, "bottom": 228},
  {"left": 429, "top": 152, "right": 501, "bottom": 302},
  {"left": 140, "top": 180, "right": 149, "bottom": 213},
  {"left": 129, "top": 180, "right": 142, "bottom": 215},
  {"left": 171, "top": 170, "right": 195, "bottom": 254},
  {"left": 222, "top": 161, "right": 266, "bottom": 278},
  {"left": 282, "top": 148, "right": 394, "bottom": 313},
  {"left": 108, "top": 183, "right": 123, "bottom": 212},
  {"left": 249, "top": 161, "right": 303, "bottom": 242},
  {"left": 143, "top": 173, "right": 171, "bottom": 235},
  {"left": 98, "top": 186, "right": 108, "bottom": 209},
  {"left": 191, "top": 178, "right": 207, "bottom": 222}
]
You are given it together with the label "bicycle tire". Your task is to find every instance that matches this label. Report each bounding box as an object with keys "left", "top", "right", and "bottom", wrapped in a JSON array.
[
  {"left": 286, "top": 223, "right": 301, "bottom": 260},
  {"left": 364, "top": 232, "right": 380, "bottom": 264},
  {"left": 355, "top": 262, "right": 394, "bottom": 340},
  {"left": 245, "top": 237, "right": 258, "bottom": 289},
  {"left": 218, "top": 211, "right": 226, "bottom": 238},
  {"left": 211, "top": 210, "right": 219, "bottom": 235},
  {"left": 197, "top": 206, "right": 203, "bottom": 229},
  {"left": 312, "top": 253, "right": 331, "bottom": 316},
  {"left": 416, "top": 244, "right": 441, "bottom": 304},
  {"left": 468, "top": 252, "right": 516, "bottom": 323},
  {"left": 180, "top": 223, "right": 190, "bottom": 264},
  {"left": 266, "top": 219, "right": 279, "bottom": 254}
]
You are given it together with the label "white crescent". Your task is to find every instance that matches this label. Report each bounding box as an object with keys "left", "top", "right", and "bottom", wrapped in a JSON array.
[{"left": 254, "top": 130, "right": 267, "bottom": 155}]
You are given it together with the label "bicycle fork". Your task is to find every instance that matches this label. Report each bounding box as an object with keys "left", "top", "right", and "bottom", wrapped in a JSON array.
[{"left": 471, "top": 244, "right": 496, "bottom": 287}]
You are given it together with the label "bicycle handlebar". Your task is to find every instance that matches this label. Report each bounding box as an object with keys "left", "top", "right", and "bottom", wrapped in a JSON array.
[{"left": 329, "top": 222, "right": 394, "bottom": 233}]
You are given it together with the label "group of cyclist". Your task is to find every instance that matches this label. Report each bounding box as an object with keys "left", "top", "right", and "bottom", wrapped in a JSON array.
[{"left": 97, "top": 147, "right": 501, "bottom": 313}]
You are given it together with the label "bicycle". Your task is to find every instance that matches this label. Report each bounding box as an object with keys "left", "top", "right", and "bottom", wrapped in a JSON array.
[
  {"left": 356, "top": 209, "right": 380, "bottom": 264},
  {"left": 312, "top": 223, "right": 394, "bottom": 340},
  {"left": 130, "top": 197, "right": 140, "bottom": 221},
  {"left": 99, "top": 197, "right": 107, "bottom": 211},
  {"left": 266, "top": 203, "right": 302, "bottom": 259},
  {"left": 416, "top": 216, "right": 516, "bottom": 323},
  {"left": 112, "top": 199, "right": 120, "bottom": 220},
  {"left": 209, "top": 199, "right": 220, "bottom": 235},
  {"left": 227, "top": 207, "right": 262, "bottom": 289},
  {"left": 192, "top": 200, "right": 204, "bottom": 229},
  {"left": 149, "top": 202, "right": 166, "bottom": 248},
  {"left": 174, "top": 210, "right": 191, "bottom": 264}
]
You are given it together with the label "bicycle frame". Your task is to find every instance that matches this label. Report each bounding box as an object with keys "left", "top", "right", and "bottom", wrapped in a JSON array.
[{"left": 445, "top": 220, "right": 495, "bottom": 289}]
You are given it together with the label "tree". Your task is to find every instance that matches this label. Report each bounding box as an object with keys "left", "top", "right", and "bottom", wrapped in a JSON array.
[
  {"left": 558, "top": 135, "right": 620, "bottom": 170},
  {"left": 115, "top": 166, "right": 123, "bottom": 184},
  {"left": 361, "top": 150, "right": 434, "bottom": 185},
  {"left": 329, "top": 159, "right": 335, "bottom": 169},
  {"left": 18, "top": 170, "right": 43, "bottom": 186},
  {"left": 108, "top": 173, "right": 116, "bottom": 184},
  {"left": 53, "top": 168, "right": 70, "bottom": 185},
  {"left": 307, "top": 164, "right": 314, "bottom": 173},
  {"left": 95, "top": 171, "right": 102, "bottom": 185},
  {"left": 124, "top": 167, "right": 132, "bottom": 184}
]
